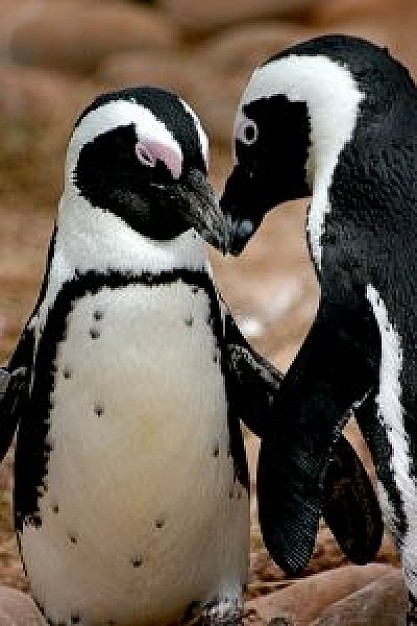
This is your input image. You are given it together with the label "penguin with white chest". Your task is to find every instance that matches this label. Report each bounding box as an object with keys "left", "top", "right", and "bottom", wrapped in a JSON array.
[
  {"left": 0, "top": 84, "right": 384, "bottom": 625},
  {"left": 0, "top": 86, "right": 275, "bottom": 626},
  {"left": 220, "top": 34, "right": 417, "bottom": 622}
]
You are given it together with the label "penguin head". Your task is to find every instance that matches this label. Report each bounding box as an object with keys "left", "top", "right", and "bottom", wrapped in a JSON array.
[
  {"left": 65, "top": 86, "right": 229, "bottom": 252},
  {"left": 221, "top": 34, "right": 414, "bottom": 254}
]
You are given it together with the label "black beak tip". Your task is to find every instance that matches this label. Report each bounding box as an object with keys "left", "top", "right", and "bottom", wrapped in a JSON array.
[
  {"left": 225, "top": 216, "right": 256, "bottom": 256},
  {"left": 201, "top": 226, "right": 231, "bottom": 256}
]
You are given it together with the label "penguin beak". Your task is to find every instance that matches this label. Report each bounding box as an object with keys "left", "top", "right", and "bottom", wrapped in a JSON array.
[
  {"left": 224, "top": 212, "right": 256, "bottom": 255},
  {"left": 177, "top": 168, "right": 231, "bottom": 254},
  {"left": 220, "top": 164, "right": 262, "bottom": 256}
]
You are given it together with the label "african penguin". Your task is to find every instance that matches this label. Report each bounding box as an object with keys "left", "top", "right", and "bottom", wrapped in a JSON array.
[
  {"left": 220, "top": 33, "right": 417, "bottom": 621},
  {"left": 0, "top": 85, "right": 267, "bottom": 626}
]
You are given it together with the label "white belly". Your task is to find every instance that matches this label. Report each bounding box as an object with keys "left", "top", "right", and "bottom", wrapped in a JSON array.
[{"left": 20, "top": 281, "right": 249, "bottom": 625}]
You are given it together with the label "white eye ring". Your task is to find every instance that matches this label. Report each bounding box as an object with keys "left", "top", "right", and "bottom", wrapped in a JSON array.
[
  {"left": 236, "top": 118, "right": 258, "bottom": 146},
  {"left": 136, "top": 142, "right": 157, "bottom": 168}
]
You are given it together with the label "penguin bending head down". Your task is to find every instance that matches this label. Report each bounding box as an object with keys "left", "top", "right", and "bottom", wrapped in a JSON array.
[
  {"left": 1, "top": 86, "right": 259, "bottom": 626},
  {"left": 221, "top": 34, "right": 417, "bottom": 622}
]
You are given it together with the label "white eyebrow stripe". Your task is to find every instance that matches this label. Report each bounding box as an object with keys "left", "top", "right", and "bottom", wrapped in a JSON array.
[
  {"left": 180, "top": 98, "right": 209, "bottom": 170},
  {"left": 66, "top": 100, "right": 183, "bottom": 180}
]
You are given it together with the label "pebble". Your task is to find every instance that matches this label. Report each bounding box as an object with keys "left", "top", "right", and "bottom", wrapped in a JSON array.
[
  {"left": 244, "top": 564, "right": 400, "bottom": 625},
  {"left": 311, "top": 569, "right": 407, "bottom": 626},
  {"left": 0, "top": 64, "right": 78, "bottom": 122},
  {"left": 0, "top": 1, "right": 176, "bottom": 74},
  {"left": 160, "top": 0, "right": 316, "bottom": 37}
]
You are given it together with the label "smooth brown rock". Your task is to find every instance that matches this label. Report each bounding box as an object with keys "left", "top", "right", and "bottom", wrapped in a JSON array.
[
  {"left": 160, "top": 0, "right": 316, "bottom": 37},
  {"left": 244, "top": 564, "right": 397, "bottom": 625},
  {"left": 98, "top": 50, "right": 214, "bottom": 101},
  {"left": 0, "top": 1, "right": 176, "bottom": 74},
  {"left": 0, "top": 586, "right": 46, "bottom": 624},
  {"left": 196, "top": 22, "right": 313, "bottom": 76},
  {"left": 0, "top": 65, "right": 79, "bottom": 122},
  {"left": 310, "top": 569, "right": 407, "bottom": 626},
  {"left": 309, "top": 0, "right": 406, "bottom": 26}
]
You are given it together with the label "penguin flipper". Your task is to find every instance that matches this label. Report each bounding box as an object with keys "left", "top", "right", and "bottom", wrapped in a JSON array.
[
  {"left": 256, "top": 304, "right": 380, "bottom": 574},
  {"left": 257, "top": 430, "right": 322, "bottom": 574},
  {"left": 224, "top": 309, "right": 282, "bottom": 437},
  {"left": 323, "top": 432, "right": 383, "bottom": 564},
  {"left": 0, "top": 328, "right": 34, "bottom": 461}
]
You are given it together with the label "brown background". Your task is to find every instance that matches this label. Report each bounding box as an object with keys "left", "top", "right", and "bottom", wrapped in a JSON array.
[{"left": 0, "top": 0, "right": 415, "bottom": 623}]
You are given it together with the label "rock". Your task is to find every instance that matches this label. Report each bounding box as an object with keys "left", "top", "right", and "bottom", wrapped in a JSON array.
[
  {"left": 0, "top": 64, "right": 79, "bottom": 122},
  {"left": 309, "top": 0, "right": 405, "bottom": 26},
  {"left": 160, "top": 0, "right": 317, "bottom": 38},
  {"left": 0, "top": 1, "right": 176, "bottom": 74},
  {"left": 244, "top": 564, "right": 399, "bottom": 625},
  {"left": 310, "top": 569, "right": 407, "bottom": 626},
  {"left": 196, "top": 22, "right": 313, "bottom": 77},
  {"left": 0, "top": 586, "right": 46, "bottom": 624},
  {"left": 98, "top": 50, "right": 213, "bottom": 100}
]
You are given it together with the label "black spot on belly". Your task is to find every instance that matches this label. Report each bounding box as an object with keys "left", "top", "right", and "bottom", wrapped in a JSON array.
[
  {"left": 89, "top": 328, "right": 100, "bottom": 339},
  {"left": 93, "top": 309, "right": 103, "bottom": 322},
  {"left": 130, "top": 556, "right": 143, "bottom": 568},
  {"left": 71, "top": 615, "right": 81, "bottom": 624},
  {"left": 51, "top": 503, "right": 59, "bottom": 514},
  {"left": 213, "top": 443, "right": 220, "bottom": 458},
  {"left": 155, "top": 518, "right": 165, "bottom": 529},
  {"left": 46, "top": 617, "right": 66, "bottom": 626},
  {"left": 69, "top": 533, "right": 78, "bottom": 545},
  {"left": 63, "top": 367, "right": 72, "bottom": 380},
  {"left": 185, "top": 316, "right": 193, "bottom": 327},
  {"left": 94, "top": 403, "right": 104, "bottom": 417}
]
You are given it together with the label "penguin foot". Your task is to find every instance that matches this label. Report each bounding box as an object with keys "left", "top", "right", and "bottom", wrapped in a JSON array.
[{"left": 407, "top": 592, "right": 417, "bottom": 625}]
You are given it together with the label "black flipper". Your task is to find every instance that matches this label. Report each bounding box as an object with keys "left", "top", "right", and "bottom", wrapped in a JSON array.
[
  {"left": 323, "top": 432, "right": 383, "bottom": 564},
  {"left": 255, "top": 301, "right": 381, "bottom": 574},
  {"left": 0, "top": 327, "right": 35, "bottom": 462},
  {"left": 224, "top": 304, "right": 383, "bottom": 568},
  {"left": 223, "top": 307, "right": 283, "bottom": 437}
]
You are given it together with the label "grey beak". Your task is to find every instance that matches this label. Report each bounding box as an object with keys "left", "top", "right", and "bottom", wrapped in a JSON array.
[{"left": 178, "top": 168, "right": 231, "bottom": 254}]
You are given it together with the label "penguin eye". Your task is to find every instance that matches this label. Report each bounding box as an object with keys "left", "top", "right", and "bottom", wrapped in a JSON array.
[
  {"left": 135, "top": 142, "right": 157, "bottom": 168},
  {"left": 236, "top": 118, "right": 259, "bottom": 146}
]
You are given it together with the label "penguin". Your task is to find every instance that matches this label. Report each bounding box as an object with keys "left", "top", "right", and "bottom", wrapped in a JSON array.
[
  {"left": 0, "top": 85, "right": 259, "bottom": 626},
  {"left": 0, "top": 84, "right": 382, "bottom": 625},
  {"left": 220, "top": 33, "right": 417, "bottom": 621}
]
